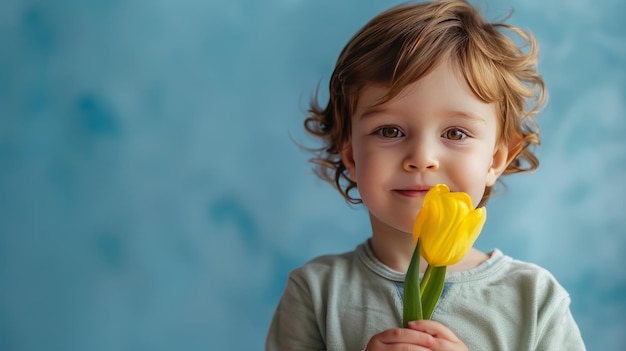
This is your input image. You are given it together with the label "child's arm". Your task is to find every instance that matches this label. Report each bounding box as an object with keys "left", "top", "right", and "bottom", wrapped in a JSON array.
[
  {"left": 365, "top": 320, "right": 468, "bottom": 351},
  {"left": 265, "top": 275, "right": 325, "bottom": 351},
  {"left": 535, "top": 298, "right": 586, "bottom": 351}
]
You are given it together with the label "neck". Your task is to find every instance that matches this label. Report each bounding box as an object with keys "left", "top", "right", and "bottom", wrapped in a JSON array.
[
  {"left": 368, "top": 214, "right": 417, "bottom": 273},
  {"left": 369, "top": 230, "right": 415, "bottom": 273}
]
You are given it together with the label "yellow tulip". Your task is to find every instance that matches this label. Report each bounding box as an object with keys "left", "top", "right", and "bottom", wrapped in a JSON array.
[
  {"left": 404, "top": 184, "right": 487, "bottom": 323},
  {"left": 413, "top": 184, "right": 486, "bottom": 267}
]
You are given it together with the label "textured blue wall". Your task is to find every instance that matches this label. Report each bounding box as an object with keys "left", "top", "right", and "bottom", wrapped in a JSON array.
[{"left": 1, "top": 0, "right": 625, "bottom": 350}]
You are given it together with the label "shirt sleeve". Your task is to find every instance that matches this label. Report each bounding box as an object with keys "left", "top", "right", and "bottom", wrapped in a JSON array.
[
  {"left": 535, "top": 296, "right": 586, "bottom": 351},
  {"left": 265, "top": 272, "right": 326, "bottom": 351}
]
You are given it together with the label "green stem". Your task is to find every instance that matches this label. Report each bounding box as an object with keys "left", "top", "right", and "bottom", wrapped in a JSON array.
[
  {"left": 420, "top": 264, "right": 434, "bottom": 296},
  {"left": 403, "top": 239, "right": 423, "bottom": 327},
  {"left": 420, "top": 265, "right": 447, "bottom": 320}
]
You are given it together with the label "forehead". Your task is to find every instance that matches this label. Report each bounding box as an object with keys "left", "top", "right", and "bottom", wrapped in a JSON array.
[{"left": 354, "top": 60, "right": 497, "bottom": 121}]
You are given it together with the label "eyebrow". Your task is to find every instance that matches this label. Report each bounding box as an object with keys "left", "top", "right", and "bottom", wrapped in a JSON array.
[
  {"left": 358, "top": 108, "right": 488, "bottom": 123},
  {"left": 357, "top": 107, "right": 386, "bottom": 120},
  {"left": 448, "top": 110, "right": 488, "bottom": 123}
]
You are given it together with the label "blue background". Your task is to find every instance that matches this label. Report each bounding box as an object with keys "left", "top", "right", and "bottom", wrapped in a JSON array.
[{"left": 1, "top": 0, "right": 625, "bottom": 350}]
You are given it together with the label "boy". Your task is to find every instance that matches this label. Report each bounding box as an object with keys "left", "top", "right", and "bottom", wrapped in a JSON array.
[{"left": 267, "top": 1, "right": 586, "bottom": 350}]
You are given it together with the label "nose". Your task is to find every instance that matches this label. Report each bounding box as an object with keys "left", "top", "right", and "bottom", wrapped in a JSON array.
[{"left": 402, "top": 143, "right": 439, "bottom": 172}]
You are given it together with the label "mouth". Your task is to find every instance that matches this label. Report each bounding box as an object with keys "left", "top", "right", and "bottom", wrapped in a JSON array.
[{"left": 394, "top": 186, "right": 432, "bottom": 198}]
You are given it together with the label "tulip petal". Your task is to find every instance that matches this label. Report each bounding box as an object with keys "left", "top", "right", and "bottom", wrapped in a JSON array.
[{"left": 414, "top": 184, "right": 486, "bottom": 267}]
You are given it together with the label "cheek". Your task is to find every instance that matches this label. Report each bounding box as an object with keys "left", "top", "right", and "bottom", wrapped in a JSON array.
[
  {"left": 454, "top": 155, "right": 494, "bottom": 206},
  {"left": 353, "top": 151, "right": 389, "bottom": 188},
  {"left": 353, "top": 154, "right": 374, "bottom": 184},
  {"left": 351, "top": 141, "right": 374, "bottom": 173}
]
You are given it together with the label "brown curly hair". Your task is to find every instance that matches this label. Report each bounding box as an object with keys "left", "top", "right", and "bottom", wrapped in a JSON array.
[{"left": 304, "top": 0, "right": 546, "bottom": 206}]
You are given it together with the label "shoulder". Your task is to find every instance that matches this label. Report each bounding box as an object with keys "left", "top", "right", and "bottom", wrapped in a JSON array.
[
  {"left": 450, "top": 250, "right": 571, "bottom": 303},
  {"left": 285, "top": 239, "right": 397, "bottom": 298},
  {"left": 482, "top": 252, "right": 573, "bottom": 316},
  {"left": 288, "top": 246, "right": 360, "bottom": 287},
  {"left": 498, "top": 254, "right": 568, "bottom": 295},
  {"left": 288, "top": 239, "right": 404, "bottom": 286}
]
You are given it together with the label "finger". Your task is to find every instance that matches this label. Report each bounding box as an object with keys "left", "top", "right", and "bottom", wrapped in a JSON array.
[
  {"left": 369, "top": 327, "right": 435, "bottom": 347},
  {"left": 407, "top": 320, "right": 461, "bottom": 343}
]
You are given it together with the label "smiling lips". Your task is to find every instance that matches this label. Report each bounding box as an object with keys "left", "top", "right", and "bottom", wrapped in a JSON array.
[{"left": 395, "top": 186, "right": 433, "bottom": 197}]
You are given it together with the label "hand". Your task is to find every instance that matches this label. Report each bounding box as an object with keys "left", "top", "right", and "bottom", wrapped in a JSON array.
[{"left": 365, "top": 320, "right": 468, "bottom": 351}]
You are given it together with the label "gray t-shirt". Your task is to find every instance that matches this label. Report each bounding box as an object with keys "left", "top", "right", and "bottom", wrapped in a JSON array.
[{"left": 266, "top": 240, "right": 585, "bottom": 350}]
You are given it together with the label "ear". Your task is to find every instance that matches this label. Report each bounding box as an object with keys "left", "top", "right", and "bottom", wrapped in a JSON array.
[
  {"left": 486, "top": 138, "right": 523, "bottom": 187},
  {"left": 339, "top": 141, "right": 358, "bottom": 183}
]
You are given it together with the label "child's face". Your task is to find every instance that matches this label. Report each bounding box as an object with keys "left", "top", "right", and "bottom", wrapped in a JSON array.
[{"left": 340, "top": 60, "right": 510, "bottom": 234}]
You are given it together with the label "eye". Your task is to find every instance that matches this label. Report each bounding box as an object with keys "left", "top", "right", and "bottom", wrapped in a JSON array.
[
  {"left": 375, "top": 126, "right": 404, "bottom": 138},
  {"left": 442, "top": 128, "right": 468, "bottom": 141}
]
